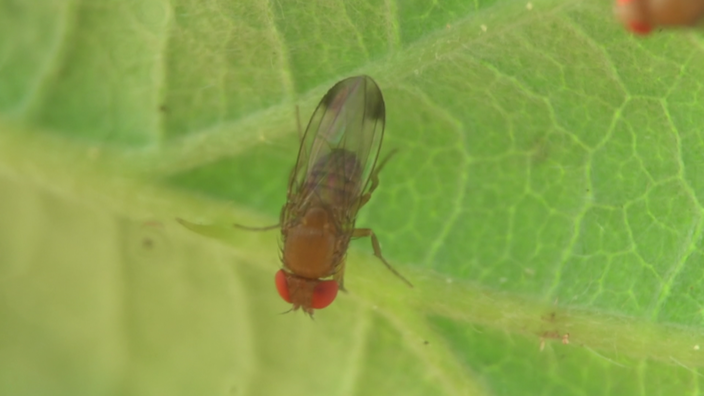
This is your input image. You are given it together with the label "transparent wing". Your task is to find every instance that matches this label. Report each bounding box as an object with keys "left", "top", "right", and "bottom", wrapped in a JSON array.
[{"left": 287, "top": 75, "right": 385, "bottom": 212}]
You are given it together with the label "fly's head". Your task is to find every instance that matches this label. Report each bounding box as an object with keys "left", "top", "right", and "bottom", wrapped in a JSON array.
[{"left": 275, "top": 270, "right": 338, "bottom": 316}]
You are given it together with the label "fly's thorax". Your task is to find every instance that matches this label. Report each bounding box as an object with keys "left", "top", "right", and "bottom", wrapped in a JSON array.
[{"left": 282, "top": 206, "right": 337, "bottom": 279}]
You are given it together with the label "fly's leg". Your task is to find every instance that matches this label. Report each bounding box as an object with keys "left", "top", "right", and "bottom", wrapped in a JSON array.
[
  {"left": 353, "top": 150, "right": 410, "bottom": 287},
  {"left": 177, "top": 218, "right": 278, "bottom": 243},
  {"left": 359, "top": 149, "right": 399, "bottom": 208},
  {"left": 332, "top": 261, "right": 348, "bottom": 292},
  {"left": 369, "top": 148, "right": 398, "bottom": 195},
  {"left": 177, "top": 218, "right": 259, "bottom": 242},
  {"left": 233, "top": 223, "right": 279, "bottom": 231},
  {"left": 235, "top": 205, "right": 284, "bottom": 231},
  {"left": 353, "top": 227, "right": 413, "bottom": 288}
]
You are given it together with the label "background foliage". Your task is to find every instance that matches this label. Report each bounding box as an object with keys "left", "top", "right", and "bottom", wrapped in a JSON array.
[{"left": 1, "top": 0, "right": 704, "bottom": 395}]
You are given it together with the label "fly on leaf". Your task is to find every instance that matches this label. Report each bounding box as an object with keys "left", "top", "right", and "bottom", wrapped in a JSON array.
[
  {"left": 260, "top": 75, "right": 411, "bottom": 316},
  {"left": 615, "top": 0, "right": 704, "bottom": 34},
  {"left": 177, "top": 75, "right": 412, "bottom": 317}
]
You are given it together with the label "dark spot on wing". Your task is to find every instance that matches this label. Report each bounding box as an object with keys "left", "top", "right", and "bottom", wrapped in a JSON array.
[
  {"left": 319, "top": 75, "right": 385, "bottom": 122},
  {"left": 320, "top": 80, "right": 346, "bottom": 108}
]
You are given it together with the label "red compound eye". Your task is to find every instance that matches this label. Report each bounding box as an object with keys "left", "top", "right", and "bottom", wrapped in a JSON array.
[
  {"left": 275, "top": 270, "right": 292, "bottom": 303},
  {"left": 614, "top": 0, "right": 653, "bottom": 35},
  {"left": 310, "top": 280, "right": 338, "bottom": 309},
  {"left": 629, "top": 21, "right": 652, "bottom": 35}
]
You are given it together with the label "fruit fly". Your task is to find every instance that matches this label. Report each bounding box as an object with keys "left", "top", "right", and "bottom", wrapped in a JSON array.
[
  {"left": 250, "top": 75, "right": 411, "bottom": 316},
  {"left": 615, "top": 0, "right": 704, "bottom": 34},
  {"left": 176, "top": 76, "right": 411, "bottom": 316}
]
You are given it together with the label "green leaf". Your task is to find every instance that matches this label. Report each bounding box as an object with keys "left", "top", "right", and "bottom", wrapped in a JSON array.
[{"left": 2, "top": 0, "right": 704, "bottom": 395}]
